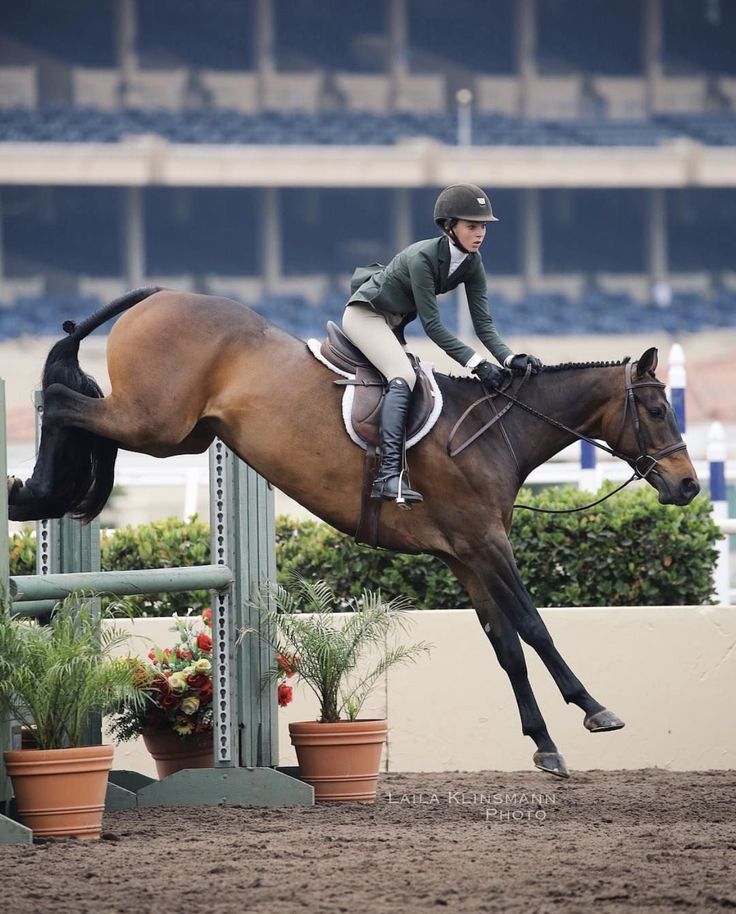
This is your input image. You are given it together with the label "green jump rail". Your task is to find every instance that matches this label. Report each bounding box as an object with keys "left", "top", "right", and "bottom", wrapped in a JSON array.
[
  {"left": 9, "top": 564, "right": 234, "bottom": 601},
  {"left": 9, "top": 565, "right": 234, "bottom": 615}
]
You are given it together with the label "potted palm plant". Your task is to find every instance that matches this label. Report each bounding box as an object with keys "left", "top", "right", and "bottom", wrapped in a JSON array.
[
  {"left": 0, "top": 595, "right": 144, "bottom": 840},
  {"left": 249, "top": 577, "right": 431, "bottom": 804}
]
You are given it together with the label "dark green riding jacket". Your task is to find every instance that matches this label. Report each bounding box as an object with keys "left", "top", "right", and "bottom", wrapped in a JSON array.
[{"left": 348, "top": 235, "right": 513, "bottom": 368}]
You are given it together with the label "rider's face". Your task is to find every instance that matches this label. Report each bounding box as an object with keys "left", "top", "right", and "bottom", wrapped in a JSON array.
[{"left": 453, "top": 220, "right": 487, "bottom": 252}]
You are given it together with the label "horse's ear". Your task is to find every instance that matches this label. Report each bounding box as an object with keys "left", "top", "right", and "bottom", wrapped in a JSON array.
[{"left": 636, "top": 347, "right": 658, "bottom": 378}]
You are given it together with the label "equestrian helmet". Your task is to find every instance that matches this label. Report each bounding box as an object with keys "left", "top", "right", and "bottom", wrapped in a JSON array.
[{"left": 433, "top": 184, "right": 499, "bottom": 226}]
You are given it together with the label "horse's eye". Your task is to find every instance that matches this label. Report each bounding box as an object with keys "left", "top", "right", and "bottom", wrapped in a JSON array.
[{"left": 648, "top": 406, "right": 666, "bottom": 420}]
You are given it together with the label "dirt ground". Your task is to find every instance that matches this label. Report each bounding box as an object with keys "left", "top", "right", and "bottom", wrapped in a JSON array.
[{"left": 2, "top": 768, "right": 735, "bottom": 914}]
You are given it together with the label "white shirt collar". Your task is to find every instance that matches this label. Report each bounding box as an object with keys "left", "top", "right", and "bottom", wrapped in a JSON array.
[{"left": 447, "top": 236, "right": 468, "bottom": 276}]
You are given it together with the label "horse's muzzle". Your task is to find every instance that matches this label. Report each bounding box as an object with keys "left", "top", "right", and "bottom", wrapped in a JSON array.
[{"left": 654, "top": 472, "right": 700, "bottom": 506}]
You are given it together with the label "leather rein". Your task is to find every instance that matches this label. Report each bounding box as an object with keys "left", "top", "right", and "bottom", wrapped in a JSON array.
[{"left": 447, "top": 361, "right": 688, "bottom": 515}]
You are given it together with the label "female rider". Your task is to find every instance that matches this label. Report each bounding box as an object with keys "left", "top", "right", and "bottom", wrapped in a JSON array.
[{"left": 342, "top": 183, "right": 542, "bottom": 505}]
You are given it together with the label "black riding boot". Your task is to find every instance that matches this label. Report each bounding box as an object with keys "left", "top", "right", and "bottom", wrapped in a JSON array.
[{"left": 370, "top": 378, "right": 423, "bottom": 504}]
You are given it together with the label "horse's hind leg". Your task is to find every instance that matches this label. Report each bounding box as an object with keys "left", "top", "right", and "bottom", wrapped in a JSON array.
[
  {"left": 43, "top": 382, "right": 208, "bottom": 453},
  {"left": 8, "top": 384, "right": 119, "bottom": 521},
  {"left": 445, "top": 557, "right": 570, "bottom": 778},
  {"left": 475, "top": 535, "right": 625, "bottom": 736},
  {"left": 8, "top": 420, "right": 95, "bottom": 520}
]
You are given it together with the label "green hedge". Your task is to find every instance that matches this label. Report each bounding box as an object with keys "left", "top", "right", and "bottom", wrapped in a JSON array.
[
  {"left": 8, "top": 485, "right": 721, "bottom": 614},
  {"left": 275, "top": 485, "right": 720, "bottom": 608},
  {"left": 8, "top": 517, "right": 211, "bottom": 617}
]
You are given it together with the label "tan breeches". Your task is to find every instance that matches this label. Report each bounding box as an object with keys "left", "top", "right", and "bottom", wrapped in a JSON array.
[{"left": 342, "top": 304, "right": 416, "bottom": 390}]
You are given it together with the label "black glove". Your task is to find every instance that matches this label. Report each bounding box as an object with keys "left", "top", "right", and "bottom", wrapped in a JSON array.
[
  {"left": 508, "top": 353, "right": 543, "bottom": 375},
  {"left": 472, "top": 360, "right": 505, "bottom": 390}
]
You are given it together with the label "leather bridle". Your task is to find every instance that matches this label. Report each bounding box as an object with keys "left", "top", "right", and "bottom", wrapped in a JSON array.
[
  {"left": 609, "top": 360, "right": 687, "bottom": 477},
  {"left": 448, "top": 360, "right": 688, "bottom": 514}
]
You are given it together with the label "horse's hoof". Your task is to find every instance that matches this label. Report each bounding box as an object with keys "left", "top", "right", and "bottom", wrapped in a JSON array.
[
  {"left": 7, "top": 476, "right": 22, "bottom": 502},
  {"left": 584, "top": 709, "right": 625, "bottom": 733},
  {"left": 533, "top": 751, "right": 570, "bottom": 779}
]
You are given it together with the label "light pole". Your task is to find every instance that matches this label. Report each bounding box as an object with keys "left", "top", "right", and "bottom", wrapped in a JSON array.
[{"left": 456, "top": 87, "right": 473, "bottom": 148}]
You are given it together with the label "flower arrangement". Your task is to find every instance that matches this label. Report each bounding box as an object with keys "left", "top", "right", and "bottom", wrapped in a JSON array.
[
  {"left": 108, "top": 608, "right": 294, "bottom": 744},
  {"left": 108, "top": 609, "right": 215, "bottom": 742}
]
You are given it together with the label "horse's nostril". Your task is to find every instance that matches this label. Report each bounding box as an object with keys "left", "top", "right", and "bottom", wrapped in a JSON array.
[{"left": 682, "top": 477, "right": 700, "bottom": 497}]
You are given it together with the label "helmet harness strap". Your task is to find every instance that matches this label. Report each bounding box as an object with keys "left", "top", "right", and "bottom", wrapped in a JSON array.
[{"left": 445, "top": 219, "right": 470, "bottom": 254}]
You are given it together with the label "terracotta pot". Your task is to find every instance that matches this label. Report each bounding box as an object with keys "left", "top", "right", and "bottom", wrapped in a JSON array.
[
  {"left": 289, "top": 719, "right": 388, "bottom": 803},
  {"left": 3, "top": 744, "right": 114, "bottom": 840},
  {"left": 142, "top": 728, "right": 214, "bottom": 778}
]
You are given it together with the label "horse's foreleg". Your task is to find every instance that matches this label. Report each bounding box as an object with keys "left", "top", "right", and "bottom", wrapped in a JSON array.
[
  {"left": 444, "top": 557, "right": 569, "bottom": 778},
  {"left": 474, "top": 536, "right": 625, "bottom": 735}
]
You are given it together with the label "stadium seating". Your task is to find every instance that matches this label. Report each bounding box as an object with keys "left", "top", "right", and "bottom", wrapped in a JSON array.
[
  {"left": 1, "top": 283, "right": 734, "bottom": 342},
  {"left": 6, "top": 105, "right": 736, "bottom": 147}
]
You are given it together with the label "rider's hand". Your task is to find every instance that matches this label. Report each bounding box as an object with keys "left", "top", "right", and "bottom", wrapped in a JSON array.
[
  {"left": 507, "top": 353, "right": 543, "bottom": 375},
  {"left": 472, "top": 360, "right": 505, "bottom": 390}
]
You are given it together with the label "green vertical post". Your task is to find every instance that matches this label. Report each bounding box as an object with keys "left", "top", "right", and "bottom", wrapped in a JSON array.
[
  {"left": 0, "top": 379, "right": 33, "bottom": 843},
  {"left": 209, "top": 442, "right": 278, "bottom": 769},
  {"left": 209, "top": 439, "right": 238, "bottom": 767},
  {"left": 237, "top": 461, "right": 278, "bottom": 768},
  {"left": 34, "top": 390, "right": 101, "bottom": 745}
]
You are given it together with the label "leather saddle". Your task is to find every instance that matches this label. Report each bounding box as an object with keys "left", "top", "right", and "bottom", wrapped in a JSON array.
[{"left": 319, "top": 321, "right": 436, "bottom": 448}]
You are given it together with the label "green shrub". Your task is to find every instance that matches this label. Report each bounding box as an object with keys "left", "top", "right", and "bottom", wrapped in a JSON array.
[
  {"left": 100, "top": 516, "right": 211, "bottom": 616},
  {"left": 8, "top": 485, "right": 721, "bottom": 613},
  {"left": 276, "top": 517, "right": 465, "bottom": 609},
  {"left": 9, "top": 519, "right": 212, "bottom": 618},
  {"left": 510, "top": 484, "right": 720, "bottom": 607},
  {"left": 277, "top": 484, "right": 720, "bottom": 608}
]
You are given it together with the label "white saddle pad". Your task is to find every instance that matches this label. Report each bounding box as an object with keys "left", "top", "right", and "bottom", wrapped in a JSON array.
[{"left": 306, "top": 338, "right": 443, "bottom": 451}]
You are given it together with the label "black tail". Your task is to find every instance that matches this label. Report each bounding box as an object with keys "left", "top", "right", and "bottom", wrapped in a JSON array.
[{"left": 40, "top": 286, "right": 160, "bottom": 523}]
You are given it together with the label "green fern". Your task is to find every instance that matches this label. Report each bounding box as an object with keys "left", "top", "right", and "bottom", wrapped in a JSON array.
[
  {"left": 248, "top": 575, "right": 432, "bottom": 723},
  {"left": 0, "top": 595, "right": 146, "bottom": 749}
]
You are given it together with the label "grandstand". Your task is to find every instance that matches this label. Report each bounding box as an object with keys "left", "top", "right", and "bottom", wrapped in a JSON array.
[{"left": 0, "top": 0, "right": 735, "bottom": 339}]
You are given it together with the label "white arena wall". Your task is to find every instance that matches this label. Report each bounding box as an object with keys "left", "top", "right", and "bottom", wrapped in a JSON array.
[
  {"left": 1, "top": 138, "right": 735, "bottom": 188},
  {"left": 108, "top": 605, "right": 736, "bottom": 777}
]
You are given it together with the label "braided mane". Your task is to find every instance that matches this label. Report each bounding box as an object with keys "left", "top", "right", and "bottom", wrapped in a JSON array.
[
  {"left": 540, "top": 357, "right": 631, "bottom": 373},
  {"left": 446, "top": 356, "right": 630, "bottom": 382}
]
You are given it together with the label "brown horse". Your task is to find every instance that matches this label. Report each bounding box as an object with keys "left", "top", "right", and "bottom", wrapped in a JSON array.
[{"left": 8, "top": 287, "right": 700, "bottom": 777}]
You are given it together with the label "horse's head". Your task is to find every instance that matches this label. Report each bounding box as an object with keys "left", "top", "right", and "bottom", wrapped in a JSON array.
[{"left": 601, "top": 347, "right": 700, "bottom": 506}]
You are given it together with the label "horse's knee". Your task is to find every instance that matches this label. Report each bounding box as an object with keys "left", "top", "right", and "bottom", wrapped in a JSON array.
[
  {"left": 497, "top": 647, "right": 528, "bottom": 680},
  {"left": 480, "top": 619, "right": 528, "bottom": 679},
  {"left": 517, "top": 619, "right": 554, "bottom": 651}
]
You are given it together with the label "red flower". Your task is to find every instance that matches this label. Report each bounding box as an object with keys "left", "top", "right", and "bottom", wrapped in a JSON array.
[
  {"left": 202, "top": 608, "right": 213, "bottom": 627},
  {"left": 276, "top": 653, "right": 298, "bottom": 678},
  {"left": 277, "top": 684, "right": 293, "bottom": 707},
  {"left": 196, "top": 632, "right": 212, "bottom": 653},
  {"left": 176, "top": 648, "right": 193, "bottom": 660},
  {"left": 161, "top": 690, "right": 181, "bottom": 712},
  {"left": 186, "top": 672, "right": 209, "bottom": 691}
]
